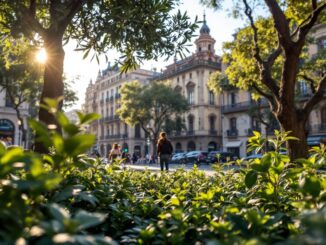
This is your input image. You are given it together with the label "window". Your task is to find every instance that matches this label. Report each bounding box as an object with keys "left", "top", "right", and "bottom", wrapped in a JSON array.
[
  {"left": 209, "top": 115, "right": 216, "bottom": 130},
  {"left": 117, "top": 123, "right": 120, "bottom": 135},
  {"left": 230, "top": 117, "right": 237, "bottom": 130},
  {"left": 135, "top": 124, "right": 141, "bottom": 138},
  {"left": 318, "top": 38, "right": 326, "bottom": 50},
  {"left": 230, "top": 93, "right": 236, "bottom": 105},
  {"left": 199, "top": 46, "right": 202, "bottom": 52},
  {"left": 208, "top": 44, "right": 211, "bottom": 51},
  {"left": 209, "top": 91, "right": 215, "bottom": 105},
  {"left": 189, "top": 73, "right": 192, "bottom": 79},
  {"left": 187, "top": 83, "right": 195, "bottom": 105},
  {"left": 322, "top": 107, "right": 326, "bottom": 124},
  {"left": 188, "top": 115, "right": 194, "bottom": 132},
  {"left": 251, "top": 116, "right": 260, "bottom": 130},
  {"left": 188, "top": 89, "right": 194, "bottom": 104},
  {"left": 298, "top": 80, "right": 309, "bottom": 96}
]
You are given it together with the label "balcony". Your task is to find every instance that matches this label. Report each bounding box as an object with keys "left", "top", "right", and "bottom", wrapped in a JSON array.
[
  {"left": 153, "top": 59, "right": 221, "bottom": 80},
  {"left": 104, "top": 115, "right": 120, "bottom": 123},
  {"left": 106, "top": 97, "right": 110, "bottom": 102},
  {"left": 167, "top": 130, "right": 221, "bottom": 138},
  {"left": 209, "top": 129, "right": 218, "bottom": 135},
  {"left": 105, "top": 134, "right": 128, "bottom": 140},
  {"left": 221, "top": 99, "right": 268, "bottom": 114},
  {"left": 227, "top": 129, "right": 238, "bottom": 138}
]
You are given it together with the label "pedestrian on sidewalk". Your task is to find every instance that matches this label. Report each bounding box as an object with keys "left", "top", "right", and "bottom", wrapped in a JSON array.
[
  {"left": 157, "top": 132, "right": 173, "bottom": 171},
  {"left": 109, "top": 143, "right": 121, "bottom": 163}
]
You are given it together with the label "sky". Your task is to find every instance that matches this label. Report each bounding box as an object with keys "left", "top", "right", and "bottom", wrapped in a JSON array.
[{"left": 63, "top": 0, "right": 246, "bottom": 111}]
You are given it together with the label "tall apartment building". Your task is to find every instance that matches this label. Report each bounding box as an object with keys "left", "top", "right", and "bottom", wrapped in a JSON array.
[
  {"left": 0, "top": 88, "right": 29, "bottom": 146},
  {"left": 221, "top": 24, "right": 326, "bottom": 158},
  {"left": 154, "top": 15, "right": 222, "bottom": 152},
  {"left": 84, "top": 65, "right": 157, "bottom": 157}
]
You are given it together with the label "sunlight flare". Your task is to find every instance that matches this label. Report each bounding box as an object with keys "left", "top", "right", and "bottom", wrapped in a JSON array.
[{"left": 36, "top": 48, "right": 47, "bottom": 63}]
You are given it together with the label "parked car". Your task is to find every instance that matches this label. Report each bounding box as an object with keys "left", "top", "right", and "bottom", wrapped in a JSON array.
[
  {"left": 171, "top": 152, "right": 187, "bottom": 164},
  {"left": 184, "top": 151, "right": 208, "bottom": 164},
  {"left": 206, "top": 151, "right": 238, "bottom": 164},
  {"left": 242, "top": 154, "right": 263, "bottom": 161}
]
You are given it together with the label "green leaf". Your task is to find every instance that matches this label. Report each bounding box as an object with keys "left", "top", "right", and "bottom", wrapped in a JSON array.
[
  {"left": 301, "top": 176, "right": 321, "bottom": 198},
  {"left": 245, "top": 170, "right": 258, "bottom": 188},
  {"left": 49, "top": 204, "right": 70, "bottom": 222},
  {"left": 74, "top": 210, "right": 107, "bottom": 230},
  {"left": 64, "top": 134, "right": 96, "bottom": 156},
  {"left": 77, "top": 112, "right": 101, "bottom": 125}
]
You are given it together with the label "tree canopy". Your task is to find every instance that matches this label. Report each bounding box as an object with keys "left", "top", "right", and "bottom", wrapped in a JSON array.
[
  {"left": 116, "top": 80, "right": 189, "bottom": 153},
  {"left": 0, "top": 0, "right": 198, "bottom": 152},
  {"left": 206, "top": 0, "right": 326, "bottom": 159}
]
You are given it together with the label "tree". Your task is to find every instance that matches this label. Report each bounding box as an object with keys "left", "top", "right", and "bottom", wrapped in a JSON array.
[
  {"left": 116, "top": 81, "right": 189, "bottom": 155},
  {"left": 205, "top": 0, "right": 326, "bottom": 159},
  {"left": 0, "top": 37, "right": 79, "bottom": 148},
  {"left": 0, "top": 0, "right": 198, "bottom": 152},
  {"left": 0, "top": 37, "right": 42, "bottom": 148}
]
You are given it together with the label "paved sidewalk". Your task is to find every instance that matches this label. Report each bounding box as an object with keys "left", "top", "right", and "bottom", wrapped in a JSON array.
[{"left": 124, "top": 162, "right": 220, "bottom": 176}]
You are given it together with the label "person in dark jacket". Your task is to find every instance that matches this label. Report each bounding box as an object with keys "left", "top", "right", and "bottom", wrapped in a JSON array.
[{"left": 157, "top": 132, "right": 173, "bottom": 171}]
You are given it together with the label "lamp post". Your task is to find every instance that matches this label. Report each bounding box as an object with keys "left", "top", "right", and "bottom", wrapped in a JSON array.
[{"left": 17, "top": 120, "right": 21, "bottom": 146}]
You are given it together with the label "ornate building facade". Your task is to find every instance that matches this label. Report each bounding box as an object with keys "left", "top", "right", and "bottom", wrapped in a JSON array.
[
  {"left": 0, "top": 88, "right": 29, "bottom": 146},
  {"left": 221, "top": 24, "right": 326, "bottom": 158},
  {"left": 84, "top": 65, "right": 157, "bottom": 157},
  {"left": 154, "top": 15, "right": 223, "bottom": 152}
]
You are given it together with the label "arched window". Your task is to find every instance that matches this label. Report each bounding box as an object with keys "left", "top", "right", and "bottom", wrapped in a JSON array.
[
  {"left": 187, "top": 141, "right": 196, "bottom": 151},
  {"left": 175, "top": 142, "right": 182, "bottom": 153}
]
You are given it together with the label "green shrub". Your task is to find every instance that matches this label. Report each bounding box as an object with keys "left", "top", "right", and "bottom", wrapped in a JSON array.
[{"left": 0, "top": 100, "right": 325, "bottom": 244}]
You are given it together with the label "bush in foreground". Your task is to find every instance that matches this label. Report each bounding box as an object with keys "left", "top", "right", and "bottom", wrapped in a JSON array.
[{"left": 0, "top": 101, "right": 325, "bottom": 244}]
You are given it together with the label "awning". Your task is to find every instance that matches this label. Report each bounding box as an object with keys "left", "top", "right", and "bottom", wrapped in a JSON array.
[{"left": 225, "top": 141, "right": 242, "bottom": 148}]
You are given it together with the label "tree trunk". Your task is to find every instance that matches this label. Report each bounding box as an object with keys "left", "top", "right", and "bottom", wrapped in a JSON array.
[
  {"left": 277, "top": 110, "right": 309, "bottom": 160},
  {"left": 34, "top": 33, "right": 65, "bottom": 153}
]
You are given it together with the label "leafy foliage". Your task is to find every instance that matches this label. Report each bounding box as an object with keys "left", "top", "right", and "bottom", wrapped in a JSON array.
[
  {"left": 116, "top": 80, "right": 189, "bottom": 152},
  {"left": 0, "top": 100, "right": 325, "bottom": 244}
]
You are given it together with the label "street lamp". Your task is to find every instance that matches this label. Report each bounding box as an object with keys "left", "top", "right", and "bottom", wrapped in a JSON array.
[{"left": 17, "top": 120, "right": 21, "bottom": 146}]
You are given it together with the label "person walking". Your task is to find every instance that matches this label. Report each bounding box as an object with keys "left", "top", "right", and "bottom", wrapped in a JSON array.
[
  {"left": 157, "top": 132, "right": 173, "bottom": 171},
  {"left": 109, "top": 143, "right": 121, "bottom": 163}
]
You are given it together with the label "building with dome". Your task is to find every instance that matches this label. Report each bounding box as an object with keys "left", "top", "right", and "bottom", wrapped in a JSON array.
[{"left": 153, "top": 14, "right": 223, "bottom": 152}]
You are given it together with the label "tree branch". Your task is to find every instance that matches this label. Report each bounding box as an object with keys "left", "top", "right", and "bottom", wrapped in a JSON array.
[
  {"left": 19, "top": 5, "right": 46, "bottom": 37},
  {"left": 59, "top": 0, "right": 83, "bottom": 31},
  {"left": 300, "top": 74, "right": 317, "bottom": 94},
  {"left": 29, "top": 0, "right": 36, "bottom": 16},
  {"left": 298, "top": 2, "right": 326, "bottom": 45},
  {"left": 242, "top": 0, "right": 281, "bottom": 99},
  {"left": 303, "top": 75, "right": 326, "bottom": 114},
  {"left": 264, "top": 0, "right": 292, "bottom": 47}
]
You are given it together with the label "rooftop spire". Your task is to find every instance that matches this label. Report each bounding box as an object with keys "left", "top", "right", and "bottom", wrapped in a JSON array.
[{"left": 200, "top": 10, "right": 210, "bottom": 34}]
